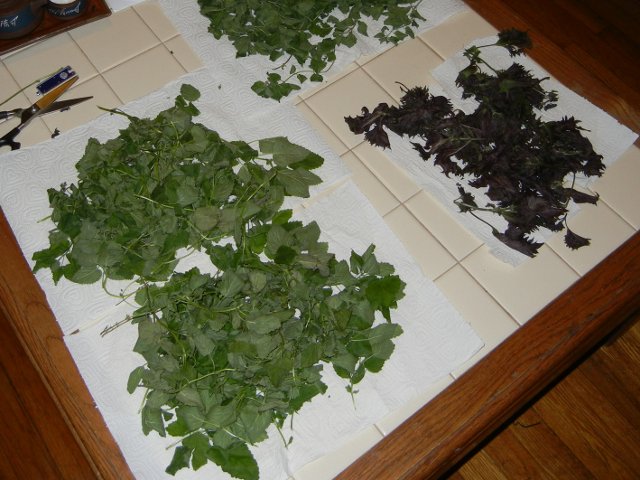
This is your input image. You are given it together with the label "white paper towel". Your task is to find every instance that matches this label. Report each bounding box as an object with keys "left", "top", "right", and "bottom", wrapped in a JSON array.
[
  {"left": 0, "top": 72, "right": 482, "bottom": 479},
  {"left": 0, "top": 2, "right": 485, "bottom": 478},
  {"left": 157, "top": 0, "right": 468, "bottom": 104},
  {"left": 63, "top": 180, "right": 482, "bottom": 480},
  {"left": 0, "top": 69, "right": 350, "bottom": 335},
  {"left": 381, "top": 35, "right": 638, "bottom": 265}
]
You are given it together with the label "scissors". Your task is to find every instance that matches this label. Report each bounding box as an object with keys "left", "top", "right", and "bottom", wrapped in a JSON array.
[{"left": 0, "top": 76, "right": 92, "bottom": 151}]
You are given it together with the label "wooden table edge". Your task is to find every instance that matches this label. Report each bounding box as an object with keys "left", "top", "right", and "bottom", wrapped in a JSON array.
[{"left": 336, "top": 233, "right": 640, "bottom": 479}]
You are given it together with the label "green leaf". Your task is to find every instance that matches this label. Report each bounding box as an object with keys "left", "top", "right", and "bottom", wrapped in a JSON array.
[
  {"left": 182, "top": 432, "right": 211, "bottom": 470},
  {"left": 365, "top": 275, "right": 405, "bottom": 311},
  {"left": 259, "top": 137, "right": 323, "bottom": 169},
  {"left": 180, "top": 83, "right": 201, "bottom": 102},
  {"left": 192, "top": 206, "right": 220, "bottom": 231},
  {"left": 127, "top": 366, "right": 145, "bottom": 394},
  {"left": 206, "top": 402, "right": 237, "bottom": 428},
  {"left": 166, "top": 445, "right": 191, "bottom": 475},
  {"left": 276, "top": 168, "right": 322, "bottom": 197},
  {"left": 246, "top": 312, "right": 284, "bottom": 335},
  {"left": 141, "top": 404, "right": 166, "bottom": 436},
  {"left": 208, "top": 443, "right": 259, "bottom": 480},
  {"left": 65, "top": 264, "right": 102, "bottom": 284}
]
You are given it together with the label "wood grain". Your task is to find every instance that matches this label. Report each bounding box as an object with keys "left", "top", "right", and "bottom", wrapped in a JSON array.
[
  {"left": 463, "top": 0, "right": 640, "bottom": 134},
  {"left": 0, "top": 211, "right": 134, "bottom": 479},
  {"left": 0, "top": 0, "right": 111, "bottom": 56},
  {"left": 0, "top": 306, "right": 96, "bottom": 479},
  {"left": 453, "top": 316, "right": 640, "bottom": 479}
]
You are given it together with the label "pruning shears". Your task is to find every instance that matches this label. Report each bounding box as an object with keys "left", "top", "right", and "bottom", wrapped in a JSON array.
[{"left": 0, "top": 76, "right": 92, "bottom": 151}]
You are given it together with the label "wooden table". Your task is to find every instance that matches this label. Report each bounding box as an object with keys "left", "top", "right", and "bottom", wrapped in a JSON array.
[{"left": 1, "top": 1, "right": 639, "bottom": 478}]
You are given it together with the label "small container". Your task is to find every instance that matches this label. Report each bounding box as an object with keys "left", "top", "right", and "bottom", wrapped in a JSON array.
[
  {"left": 0, "top": 0, "right": 47, "bottom": 39},
  {"left": 46, "top": 0, "right": 86, "bottom": 20}
]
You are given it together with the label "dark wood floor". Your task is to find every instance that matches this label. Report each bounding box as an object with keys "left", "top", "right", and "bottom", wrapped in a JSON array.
[
  {"left": 1, "top": 1, "right": 639, "bottom": 479},
  {"left": 447, "top": 314, "right": 640, "bottom": 479}
]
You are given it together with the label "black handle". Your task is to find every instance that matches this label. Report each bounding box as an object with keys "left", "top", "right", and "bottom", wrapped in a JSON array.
[
  {"left": 0, "top": 126, "right": 21, "bottom": 151},
  {"left": 0, "top": 109, "right": 20, "bottom": 122}
]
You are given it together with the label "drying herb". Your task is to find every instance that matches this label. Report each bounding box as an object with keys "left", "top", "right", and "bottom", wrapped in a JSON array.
[
  {"left": 345, "top": 29, "right": 605, "bottom": 256},
  {"left": 32, "top": 84, "right": 324, "bottom": 284},
  {"left": 197, "top": 0, "right": 424, "bottom": 100},
  {"left": 131, "top": 238, "right": 403, "bottom": 479},
  {"left": 34, "top": 85, "right": 405, "bottom": 479}
]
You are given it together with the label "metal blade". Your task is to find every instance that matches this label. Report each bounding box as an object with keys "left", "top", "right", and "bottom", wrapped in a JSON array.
[
  {"left": 20, "top": 76, "right": 79, "bottom": 124},
  {"left": 40, "top": 96, "right": 93, "bottom": 116}
]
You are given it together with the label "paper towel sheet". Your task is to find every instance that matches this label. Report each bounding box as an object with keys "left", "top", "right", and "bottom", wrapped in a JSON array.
[
  {"left": 0, "top": 69, "right": 350, "bottom": 334},
  {"left": 63, "top": 179, "right": 482, "bottom": 480},
  {"left": 157, "top": 0, "right": 468, "bottom": 104},
  {"left": 381, "top": 36, "right": 639, "bottom": 265},
  {"left": 0, "top": 3, "right": 484, "bottom": 477}
]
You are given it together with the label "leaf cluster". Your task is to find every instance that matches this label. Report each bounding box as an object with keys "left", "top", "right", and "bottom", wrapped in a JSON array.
[
  {"left": 33, "top": 85, "right": 323, "bottom": 284},
  {"left": 345, "top": 29, "right": 605, "bottom": 256},
  {"left": 34, "top": 85, "right": 405, "bottom": 479},
  {"left": 131, "top": 239, "right": 404, "bottom": 478},
  {"left": 197, "top": 0, "right": 424, "bottom": 100}
]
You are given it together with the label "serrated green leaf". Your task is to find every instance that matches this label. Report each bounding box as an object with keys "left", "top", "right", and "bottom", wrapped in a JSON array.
[
  {"left": 259, "top": 137, "right": 323, "bottom": 169},
  {"left": 141, "top": 404, "right": 165, "bottom": 436},
  {"left": 180, "top": 83, "right": 201, "bottom": 102},
  {"left": 166, "top": 445, "right": 191, "bottom": 475},
  {"left": 208, "top": 443, "right": 259, "bottom": 480},
  {"left": 276, "top": 168, "right": 322, "bottom": 197}
]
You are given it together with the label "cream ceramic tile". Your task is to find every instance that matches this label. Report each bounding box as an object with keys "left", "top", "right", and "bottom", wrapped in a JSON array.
[
  {"left": 296, "top": 102, "right": 349, "bottom": 156},
  {"left": 164, "top": 36, "right": 204, "bottom": 72},
  {"left": 341, "top": 152, "right": 399, "bottom": 216},
  {"left": 354, "top": 46, "right": 388, "bottom": 67},
  {"left": 362, "top": 38, "right": 443, "bottom": 101},
  {"left": 546, "top": 201, "right": 635, "bottom": 276},
  {"left": 461, "top": 245, "right": 579, "bottom": 324},
  {"left": 293, "top": 425, "right": 383, "bottom": 480},
  {"left": 383, "top": 205, "right": 456, "bottom": 280},
  {"left": 134, "top": 0, "right": 179, "bottom": 42},
  {"left": 592, "top": 145, "right": 640, "bottom": 229},
  {"left": 352, "top": 142, "right": 420, "bottom": 202},
  {"left": 39, "top": 76, "right": 121, "bottom": 135},
  {"left": 375, "top": 374, "right": 453, "bottom": 435},
  {"left": 405, "top": 190, "right": 483, "bottom": 261},
  {"left": 435, "top": 264, "right": 518, "bottom": 375},
  {"left": 419, "top": 9, "right": 498, "bottom": 60},
  {"left": 102, "top": 45, "right": 186, "bottom": 104},
  {"left": 0, "top": 62, "right": 20, "bottom": 99},
  {"left": 297, "top": 63, "right": 359, "bottom": 101},
  {"left": 304, "top": 68, "right": 394, "bottom": 150},
  {"left": 70, "top": 8, "right": 160, "bottom": 72},
  {"left": 2, "top": 33, "right": 97, "bottom": 98}
]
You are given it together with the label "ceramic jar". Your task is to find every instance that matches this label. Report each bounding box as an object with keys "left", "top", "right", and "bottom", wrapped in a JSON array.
[
  {"left": 0, "top": 0, "right": 47, "bottom": 39},
  {"left": 47, "top": 0, "right": 86, "bottom": 20}
]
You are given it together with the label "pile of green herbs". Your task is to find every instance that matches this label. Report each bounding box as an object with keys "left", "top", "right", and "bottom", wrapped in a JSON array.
[
  {"left": 197, "top": 0, "right": 425, "bottom": 100},
  {"left": 33, "top": 85, "right": 405, "bottom": 479},
  {"left": 345, "top": 29, "right": 605, "bottom": 257}
]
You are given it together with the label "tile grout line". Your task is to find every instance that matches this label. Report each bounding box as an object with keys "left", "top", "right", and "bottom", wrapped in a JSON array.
[
  {"left": 299, "top": 97, "right": 362, "bottom": 155},
  {"left": 131, "top": 5, "right": 189, "bottom": 75},
  {"left": 66, "top": 29, "right": 125, "bottom": 105}
]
